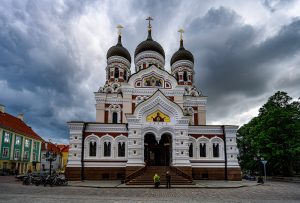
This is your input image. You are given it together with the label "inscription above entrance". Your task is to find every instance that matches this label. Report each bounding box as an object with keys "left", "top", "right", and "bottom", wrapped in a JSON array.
[{"left": 146, "top": 111, "right": 170, "bottom": 122}]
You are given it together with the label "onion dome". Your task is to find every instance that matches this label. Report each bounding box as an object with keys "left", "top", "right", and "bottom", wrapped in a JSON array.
[
  {"left": 134, "top": 29, "right": 165, "bottom": 58},
  {"left": 107, "top": 35, "right": 131, "bottom": 63},
  {"left": 170, "top": 39, "right": 194, "bottom": 66}
]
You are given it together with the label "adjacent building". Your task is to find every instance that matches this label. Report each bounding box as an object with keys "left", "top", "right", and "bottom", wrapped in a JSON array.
[
  {"left": 58, "top": 145, "right": 69, "bottom": 172},
  {"left": 0, "top": 105, "right": 44, "bottom": 174},
  {"left": 40, "top": 141, "right": 62, "bottom": 172}
]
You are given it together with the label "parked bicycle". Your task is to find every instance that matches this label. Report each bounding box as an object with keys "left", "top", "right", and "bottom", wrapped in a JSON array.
[{"left": 21, "top": 172, "right": 68, "bottom": 187}]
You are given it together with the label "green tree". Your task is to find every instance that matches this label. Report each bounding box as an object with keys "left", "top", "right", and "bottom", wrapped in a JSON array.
[{"left": 237, "top": 91, "right": 300, "bottom": 176}]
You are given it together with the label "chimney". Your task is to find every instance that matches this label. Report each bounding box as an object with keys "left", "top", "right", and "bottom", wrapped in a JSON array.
[
  {"left": 0, "top": 104, "right": 5, "bottom": 113},
  {"left": 17, "top": 113, "right": 24, "bottom": 121}
]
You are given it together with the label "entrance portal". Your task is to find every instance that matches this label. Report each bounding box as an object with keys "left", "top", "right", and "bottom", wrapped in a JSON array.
[{"left": 144, "top": 133, "right": 172, "bottom": 166}]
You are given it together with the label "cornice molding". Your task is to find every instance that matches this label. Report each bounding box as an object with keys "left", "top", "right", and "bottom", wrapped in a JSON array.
[{"left": 107, "top": 56, "right": 131, "bottom": 67}]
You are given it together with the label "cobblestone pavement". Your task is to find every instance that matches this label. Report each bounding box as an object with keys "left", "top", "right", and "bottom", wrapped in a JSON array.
[{"left": 0, "top": 176, "right": 300, "bottom": 203}]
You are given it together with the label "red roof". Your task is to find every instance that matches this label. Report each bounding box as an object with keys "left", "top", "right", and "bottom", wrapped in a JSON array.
[
  {"left": 0, "top": 112, "right": 44, "bottom": 142},
  {"left": 41, "top": 142, "right": 61, "bottom": 154},
  {"left": 57, "top": 144, "right": 69, "bottom": 152},
  {"left": 61, "top": 145, "right": 69, "bottom": 152}
]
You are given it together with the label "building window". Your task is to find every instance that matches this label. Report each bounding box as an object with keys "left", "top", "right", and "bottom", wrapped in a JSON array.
[
  {"left": 25, "top": 139, "right": 30, "bottom": 148},
  {"left": 24, "top": 151, "right": 29, "bottom": 160},
  {"left": 89, "top": 141, "right": 96, "bottom": 157},
  {"left": 104, "top": 142, "right": 111, "bottom": 157},
  {"left": 14, "top": 150, "right": 20, "bottom": 159},
  {"left": 200, "top": 143, "right": 206, "bottom": 157},
  {"left": 112, "top": 112, "right": 118, "bottom": 124},
  {"left": 189, "top": 143, "right": 193, "bottom": 157},
  {"left": 33, "top": 142, "right": 38, "bottom": 150},
  {"left": 33, "top": 152, "right": 36, "bottom": 161},
  {"left": 213, "top": 143, "right": 220, "bottom": 158},
  {"left": 4, "top": 132, "right": 10, "bottom": 143},
  {"left": 124, "top": 69, "right": 127, "bottom": 81},
  {"left": 15, "top": 136, "right": 21, "bottom": 145},
  {"left": 118, "top": 142, "right": 125, "bottom": 157},
  {"left": 114, "top": 67, "right": 119, "bottom": 79},
  {"left": 2, "top": 147, "right": 9, "bottom": 158},
  {"left": 183, "top": 71, "right": 188, "bottom": 81}
]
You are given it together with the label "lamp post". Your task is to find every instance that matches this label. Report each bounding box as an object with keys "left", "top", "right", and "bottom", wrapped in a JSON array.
[
  {"left": 254, "top": 153, "right": 264, "bottom": 184},
  {"left": 261, "top": 158, "right": 268, "bottom": 182},
  {"left": 45, "top": 151, "right": 57, "bottom": 175}
]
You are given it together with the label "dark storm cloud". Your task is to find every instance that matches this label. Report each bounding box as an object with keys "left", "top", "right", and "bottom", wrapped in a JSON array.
[
  {"left": 107, "top": 0, "right": 182, "bottom": 59},
  {"left": 262, "top": 0, "right": 296, "bottom": 12},
  {"left": 184, "top": 6, "right": 300, "bottom": 121},
  {"left": 0, "top": 1, "right": 96, "bottom": 142},
  {"left": 0, "top": 1, "right": 300, "bottom": 143}
]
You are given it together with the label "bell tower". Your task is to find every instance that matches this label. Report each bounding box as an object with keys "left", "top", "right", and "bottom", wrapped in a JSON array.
[
  {"left": 171, "top": 29, "right": 194, "bottom": 87},
  {"left": 106, "top": 25, "right": 131, "bottom": 84}
]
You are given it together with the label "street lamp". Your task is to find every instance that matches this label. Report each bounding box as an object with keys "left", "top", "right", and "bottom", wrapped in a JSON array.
[
  {"left": 261, "top": 157, "right": 268, "bottom": 183},
  {"left": 254, "top": 154, "right": 264, "bottom": 184},
  {"left": 45, "top": 151, "right": 57, "bottom": 175}
]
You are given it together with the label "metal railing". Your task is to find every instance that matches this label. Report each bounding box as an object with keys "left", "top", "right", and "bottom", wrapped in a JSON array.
[
  {"left": 125, "top": 166, "right": 146, "bottom": 183},
  {"left": 169, "top": 166, "right": 193, "bottom": 181}
]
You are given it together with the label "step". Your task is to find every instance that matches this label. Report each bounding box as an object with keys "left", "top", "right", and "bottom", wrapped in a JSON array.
[{"left": 126, "top": 166, "right": 193, "bottom": 185}]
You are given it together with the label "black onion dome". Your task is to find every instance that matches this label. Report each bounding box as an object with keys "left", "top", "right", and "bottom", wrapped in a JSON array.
[
  {"left": 134, "top": 30, "right": 165, "bottom": 58},
  {"left": 107, "top": 35, "right": 131, "bottom": 63},
  {"left": 170, "top": 39, "right": 194, "bottom": 66}
]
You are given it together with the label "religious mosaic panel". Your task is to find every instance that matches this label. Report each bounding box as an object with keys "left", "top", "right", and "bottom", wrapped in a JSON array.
[
  {"left": 146, "top": 111, "right": 170, "bottom": 122},
  {"left": 143, "top": 76, "right": 163, "bottom": 87}
]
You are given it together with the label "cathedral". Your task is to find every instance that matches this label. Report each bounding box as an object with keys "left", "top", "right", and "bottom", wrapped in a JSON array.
[{"left": 66, "top": 18, "right": 241, "bottom": 183}]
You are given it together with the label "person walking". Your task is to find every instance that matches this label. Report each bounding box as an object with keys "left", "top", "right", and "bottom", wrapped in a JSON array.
[
  {"left": 166, "top": 171, "right": 171, "bottom": 188},
  {"left": 153, "top": 173, "right": 160, "bottom": 188}
]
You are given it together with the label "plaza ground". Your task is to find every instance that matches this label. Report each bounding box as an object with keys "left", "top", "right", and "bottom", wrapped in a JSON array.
[{"left": 0, "top": 176, "right": 300, "bottom": 203}]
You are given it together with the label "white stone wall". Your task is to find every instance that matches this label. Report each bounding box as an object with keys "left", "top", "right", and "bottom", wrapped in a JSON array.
[{"left": 67, "top": 123, "right": 84, "bottom": 168}]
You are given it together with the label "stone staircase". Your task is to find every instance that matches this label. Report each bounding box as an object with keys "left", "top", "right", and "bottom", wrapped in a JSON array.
[{"left": 126, "top": 166, "right": 194, "bottom": 185}]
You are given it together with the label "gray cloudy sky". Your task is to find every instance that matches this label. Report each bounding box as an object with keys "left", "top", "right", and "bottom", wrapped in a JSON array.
[{"left": 0, "top": 0, "right": 300, "bottom": 143}]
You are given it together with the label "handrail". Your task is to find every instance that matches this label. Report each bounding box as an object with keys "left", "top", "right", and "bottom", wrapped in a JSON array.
[
  {"left": 125, "top": 166, "right": 146, "bottom": 183},
  {"left": 169, "top": 166, "right": 193, "bottom": 181}
]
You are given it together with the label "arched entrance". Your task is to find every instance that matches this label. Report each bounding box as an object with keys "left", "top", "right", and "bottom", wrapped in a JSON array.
[{"left": 144, "top": 133, "right": 172, "bottom": 166}]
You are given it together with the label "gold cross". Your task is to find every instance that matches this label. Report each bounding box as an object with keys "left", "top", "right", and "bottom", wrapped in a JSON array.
[
  {"left": 178, "top": 29, "right": 184, "bottom": 40},
  {"left": 146, "top": 16, "right": 153, "bottom": 30},
  {"left": 116, "top": 25, "right": 124, "bottom": 36}
]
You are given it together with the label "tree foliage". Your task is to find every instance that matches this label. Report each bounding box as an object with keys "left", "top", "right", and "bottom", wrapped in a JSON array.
[{"left": 237, "top": 91, "right": 300, "bottom": 176}]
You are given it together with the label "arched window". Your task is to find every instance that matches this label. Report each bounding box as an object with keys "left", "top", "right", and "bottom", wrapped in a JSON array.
[
  {"left": 114, "top": 68, "right": 119, "bottom": 79},
  {"left": 189, "top": 143, "right": 193, "bottom": 157},
  {"left": 213, "top": 143, "right": 219, "bottom": 157},
  {"left": 104, "top": 142, "right": 111, "bottom": 157},
  {"left": 89, "top": 141, "right": 96, "bottom": 157},
  {"left": 124, "top": 69, "right": 127, "bottom": 81},
  {"left": 118, "top": 142, "right": 125, "bottom": 157},
  {"left": 112, "top": 112, "right": 118, "bottom": 124},
  {"left": 183, "top": 71, "right": 188, "bottom": 81},
  {"left": 175, "top": 72, "right": 179, "bottom": 81},
  {"left": 200, "top": 143, "right": 206, "bottom": 157}
]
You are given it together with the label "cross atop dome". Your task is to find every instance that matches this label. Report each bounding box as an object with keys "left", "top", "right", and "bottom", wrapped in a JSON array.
[
  {"left": 146, "top": 16, "right": 153, "bottom": 31},
  {"left": 116, "top": 25, "right": 123, "bottom": 36},
  {"left": 178, "top": 28, "right": 184, "bottom": 40}
]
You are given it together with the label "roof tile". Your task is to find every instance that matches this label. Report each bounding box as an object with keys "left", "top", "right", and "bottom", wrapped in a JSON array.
[{"left": 0, "top": 112, "right": 44, "bottom": 142}]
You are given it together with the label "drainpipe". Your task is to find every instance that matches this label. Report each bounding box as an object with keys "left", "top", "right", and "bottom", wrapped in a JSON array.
[
  {"left": 81, "top": 122, "right": 87, "bottom": 181},
  {"left": 222, "top": 125, "right": 228, "bottom": 181}
]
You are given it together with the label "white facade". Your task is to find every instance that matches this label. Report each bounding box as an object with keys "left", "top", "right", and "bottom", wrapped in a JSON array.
[{"left": 67, "top": 23, "right": 240, "bottom": 180}]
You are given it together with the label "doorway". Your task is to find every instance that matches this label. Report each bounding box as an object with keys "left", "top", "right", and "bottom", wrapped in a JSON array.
[{"left": 144, "top": 133, "right": 172, "bottom": 166}]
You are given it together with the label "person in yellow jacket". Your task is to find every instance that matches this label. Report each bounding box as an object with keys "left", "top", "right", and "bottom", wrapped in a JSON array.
[{"left": 153, "top": 173, "right": 160, "bottom": 188}]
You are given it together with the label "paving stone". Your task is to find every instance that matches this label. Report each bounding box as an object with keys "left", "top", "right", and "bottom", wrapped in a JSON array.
[{"left": 0, "top": 176, "right": 299, "bottom": 203}]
